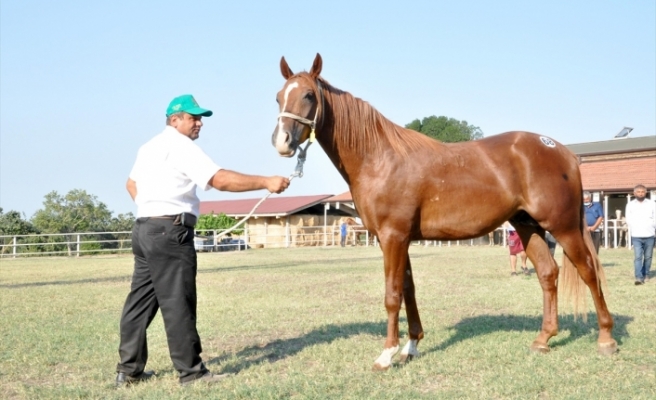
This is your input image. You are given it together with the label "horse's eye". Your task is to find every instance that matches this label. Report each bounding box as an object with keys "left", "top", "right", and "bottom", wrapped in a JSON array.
[{"left": 304, "top": 92, "right": 315, "bottom": 101}]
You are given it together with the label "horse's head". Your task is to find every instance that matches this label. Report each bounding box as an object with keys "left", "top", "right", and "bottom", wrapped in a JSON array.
[{"left": 271, "top": 53, "right": 323, "bottom": 157}]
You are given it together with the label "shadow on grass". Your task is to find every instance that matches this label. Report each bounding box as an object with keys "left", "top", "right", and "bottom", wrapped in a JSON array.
[
  {"left": 0, "top": 254, "right": 386, "bottom": 289},
  {"left": 199, "top": 255, "right": 384, "bottom": 275},
  {"left": 0, "top": 275, "right": 132, "bottom": 289},
  {"left": 205, "top": 321, "right": 387, "bottom": 373},
  {"left": 423, "top": 312, "right": 632, "bottom": 355},
  {"left": 203, "top": 311, "right": 633, "bottom": 375}
]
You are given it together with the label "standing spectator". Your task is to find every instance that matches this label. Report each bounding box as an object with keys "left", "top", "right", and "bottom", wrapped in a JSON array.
[
  {"left": 583, "top": 191, "right": 604, "bottom": 254},
  {"left": 340, "top": 220, "right": 348, "bottom": 247},
  {"left": 116, "top": 94, "right": 290, "bottom": 387},
  {"left": 625, "top": 184, "right": 656, "bottom": 285},
  {"left": 505, "top": 222, "right": 528, "bottom": 275}
]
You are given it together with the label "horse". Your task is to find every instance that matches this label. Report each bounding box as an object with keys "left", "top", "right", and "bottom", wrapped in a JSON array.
[{"left": 270, "top": 53, "right": 617, "bottom": 370}]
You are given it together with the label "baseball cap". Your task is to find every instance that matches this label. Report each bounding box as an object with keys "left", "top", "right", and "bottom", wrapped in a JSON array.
[{"left": 166, "top": 94, "right": 213, "bottom": 117}]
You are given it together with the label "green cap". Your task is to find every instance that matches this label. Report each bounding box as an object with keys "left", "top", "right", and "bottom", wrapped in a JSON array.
[{"left": 166, "top": 94, "right": 213, "bottom": 117}]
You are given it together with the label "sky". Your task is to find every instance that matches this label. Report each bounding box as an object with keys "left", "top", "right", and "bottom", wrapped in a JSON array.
[{"left": 1, "top": 0, "right": 655, "bottom": 219}]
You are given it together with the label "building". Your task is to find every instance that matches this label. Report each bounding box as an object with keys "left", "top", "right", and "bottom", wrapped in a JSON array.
[
  {"left": 199, "top": 193, "right": 358, "bottom": 248},
  {"left": 566, "top": 134, "right": 656, "bottom": 247}
]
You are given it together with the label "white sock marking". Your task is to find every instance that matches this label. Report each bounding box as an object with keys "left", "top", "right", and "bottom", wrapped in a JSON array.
[
  {"left": 400, "top": 339, "right": 419, "bottom": 357},
  {"left": 374, "top": 345, "right": 399, "bottom": 368}
]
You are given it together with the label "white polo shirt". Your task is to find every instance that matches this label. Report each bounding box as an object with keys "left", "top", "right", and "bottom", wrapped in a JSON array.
[
  {"left": 129, "top": 126, "right": 221, "bottom": 218},
  {"left": 626, "top": 198, "right": 656, "bottom": 238}
]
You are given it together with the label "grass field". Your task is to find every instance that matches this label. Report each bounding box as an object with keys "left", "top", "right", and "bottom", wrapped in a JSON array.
[{"left": 1, "top": 245, "right": 655, "bottom": 399}]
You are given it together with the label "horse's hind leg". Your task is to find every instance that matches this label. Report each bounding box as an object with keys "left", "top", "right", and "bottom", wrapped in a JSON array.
[
  {"left": 558, "top": 230, "right": 617, "bottom": 354},
  {"left": 516, "top": 227, "right": 560, "bottom": 353},
  {"left": 399, "top": 253, "right": 424, "bottom": 363}
]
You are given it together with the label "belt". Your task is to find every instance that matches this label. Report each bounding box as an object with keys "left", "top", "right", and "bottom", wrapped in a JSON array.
[{"left": 148, "top": 213, "right": 197, "bottom": 228}]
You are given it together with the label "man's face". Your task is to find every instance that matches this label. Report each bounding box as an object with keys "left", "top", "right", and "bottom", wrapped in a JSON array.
[
  {"left": 171, "top": 112, "right": 203, "bottom": 140},
  {"left": 634, "top": 188, "right": 647, "bottom": 201},
  {"left": 583, "top": 196, "right": 591, "bottom": 204}
]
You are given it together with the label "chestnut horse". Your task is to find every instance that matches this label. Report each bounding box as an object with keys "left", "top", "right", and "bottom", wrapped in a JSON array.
[{"left": 271, "top": 53, "right": 617, "bottom": 370}]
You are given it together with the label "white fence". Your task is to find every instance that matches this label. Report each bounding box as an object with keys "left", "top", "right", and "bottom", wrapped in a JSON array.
[{"left": 0, "top": 226, "right": 627, "bottom": 258}]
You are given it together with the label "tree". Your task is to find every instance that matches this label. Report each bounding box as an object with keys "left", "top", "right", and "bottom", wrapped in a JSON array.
[
  {"left": 32, "top": 189, "right": 112, "bottom": 233},
  {"left": 0, "top": 207, "right": 38, "bottom": 236},
  {"left": 196, "top": 212, "right": 242, "bottom": 235},
  {"left": 107, "top": 213, "right": 135, "bottom": 233},
  {"left": 0, "top": 208, "right": 39, "bottom": 255},
  {"left": 31, "top": 190, "right": 113, "bottom": 255},
  {"left": 405, "top": 115, "right": 484, "bottom": 143},
  {"left": 106, "top": 212, "right": 135, "bottom": 251}
]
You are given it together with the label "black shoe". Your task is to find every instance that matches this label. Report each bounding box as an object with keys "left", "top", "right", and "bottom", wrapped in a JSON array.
[
  {"left": 180, "top": 371, "right": 233, "bottom": 386},
  {"left": 115, "top": 370, "right": 155, "bottom": 387},
  {"left": 635, "top": 280, "right": 644, "bottom": 285}
]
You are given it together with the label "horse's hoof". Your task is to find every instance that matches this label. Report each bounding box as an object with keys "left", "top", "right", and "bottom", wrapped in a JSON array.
[
  {"left": 372, "top": 363, "right": 391, "bottom": 372},
  {"left": 530, "top": 341, "right": 550, "bottom": 354},
  {"left": 597, "top": 340, "right": 618, "bottom": 356}
]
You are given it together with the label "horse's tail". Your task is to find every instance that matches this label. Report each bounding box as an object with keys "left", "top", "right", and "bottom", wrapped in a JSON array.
[{"left": 560, "top": 215, "right": 607, "bottom": 322}]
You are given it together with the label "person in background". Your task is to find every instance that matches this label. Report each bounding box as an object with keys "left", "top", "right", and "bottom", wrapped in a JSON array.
[
  {"left": 583, "top": 191, "right": 604, "bottom": 254},
  {"left": 625, "top": 184, "right": 656, "bottom": 285},
  {"left": 545, "top": 231, "right": 557, "bottom": 258},
  {"left": 116, "top": 94, "right": 290, "bottom": 387},
  {"left": 340, "top": 220, "right": 348, "bottom": 247},
  {"left": 505, "top": 222, "right": 528, "bottom": 276}
]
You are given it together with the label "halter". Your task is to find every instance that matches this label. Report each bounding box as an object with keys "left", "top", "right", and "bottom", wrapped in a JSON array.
[
  {"left": 212, "top": 82, "right": 323, "bottom": 239},
  {"left": 277, "top": 80, "right": 324, "bottom": 144}
]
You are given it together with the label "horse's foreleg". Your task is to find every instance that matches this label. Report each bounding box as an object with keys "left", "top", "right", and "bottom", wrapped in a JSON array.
[
  {"left": 372, "top": 237, "right": 408, "bottom": 371},
  {"left": 517, "top": 230, "right": 560, "bottom": 353},
  {"left": 399, "top": 253, "right": 423, "bottom": 363}
]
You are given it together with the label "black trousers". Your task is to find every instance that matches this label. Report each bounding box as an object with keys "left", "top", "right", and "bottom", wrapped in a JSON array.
[{"left": 117, "top": 217, "right": 208, "bottom": 382}]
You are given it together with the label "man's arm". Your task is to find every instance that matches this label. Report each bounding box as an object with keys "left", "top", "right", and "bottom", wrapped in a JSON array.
[
  {"left": 126, "top": 178, "right": 137, "bottom": 201},
  {"left": 589, "top": 204, "right": 603, "bottom": 231},
  {"left": 208, "top": 169, "right": 289, "bottom": 194}
]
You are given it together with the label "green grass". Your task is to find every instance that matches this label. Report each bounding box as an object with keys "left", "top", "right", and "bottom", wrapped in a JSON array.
[{"left": 1, "top": 246, "right": 654, "bottom": 399}]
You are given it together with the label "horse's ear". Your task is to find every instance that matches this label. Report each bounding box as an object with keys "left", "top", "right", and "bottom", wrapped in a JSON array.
[
  {"left": 309, "top": 53, "right": 323, "bottom": 78},
  {"left": 280, "top": 56, "right": 294, "bottom": 80}
]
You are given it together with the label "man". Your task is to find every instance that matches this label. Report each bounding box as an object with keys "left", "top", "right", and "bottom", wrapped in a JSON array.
[
  {"left": 340, "top": 220, "right": 347, "bottom": 247},
  {"left": 116, "top": 94, "right": 290, "bottom": 387},
  {"left": 625, "top": 184, "right": 656, "bottom": 285},
  {"left": 583, "top": 191, "right": 604, "bottom": 254}
]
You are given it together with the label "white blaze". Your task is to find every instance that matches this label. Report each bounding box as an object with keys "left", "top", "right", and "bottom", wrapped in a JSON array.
[{"left": 275, "top": 82, "right": 299, "bottom": 153}]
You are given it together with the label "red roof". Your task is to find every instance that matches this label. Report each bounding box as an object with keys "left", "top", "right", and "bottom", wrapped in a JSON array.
[
  {"left": 200, "top": 194, "right": 333, "bottom": 217},
  {"left": 325, "top": 191, "right": 353, "bottom": 202},
  {"left": 580, "top": 157, "right": 656, "bottom": 192}
]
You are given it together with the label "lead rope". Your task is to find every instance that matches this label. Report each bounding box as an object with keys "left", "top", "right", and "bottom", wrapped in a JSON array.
[
  {"left": 209, "top": 140, "right": 313, "bottom": 241},
  {"left": 207, "top": 80, "right": 323, "bottom": 243}
]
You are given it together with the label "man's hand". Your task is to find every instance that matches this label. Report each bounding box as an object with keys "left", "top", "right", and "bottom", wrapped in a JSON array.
[{"left": 266, "top": 176, "right": 290, "bottom": 194}]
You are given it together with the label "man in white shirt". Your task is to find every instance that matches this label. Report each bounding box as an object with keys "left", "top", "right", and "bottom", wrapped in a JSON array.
[
  {"left": 116, "top": 95, "right": 289, "bottom": 386},
  {"left": 625, "top": 184, "right": 656, "bottom": 285}
]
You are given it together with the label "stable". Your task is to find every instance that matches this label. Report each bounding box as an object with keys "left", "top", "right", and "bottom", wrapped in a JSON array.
[
  {"left": 199, "top": 193, "right": 358, "bottom": 248},
  {"left": 566, "top": 133, "right": 656, "bottom": 248}
]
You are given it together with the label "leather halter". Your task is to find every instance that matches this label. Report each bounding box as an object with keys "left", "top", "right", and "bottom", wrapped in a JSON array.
[{"left": 277, "top": 80, "right": 324, "bottom": 143}]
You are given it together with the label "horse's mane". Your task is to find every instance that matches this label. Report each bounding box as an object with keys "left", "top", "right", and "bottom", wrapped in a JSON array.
[{"left": 297, "top": 73, "right": 432, "bottom": 157}]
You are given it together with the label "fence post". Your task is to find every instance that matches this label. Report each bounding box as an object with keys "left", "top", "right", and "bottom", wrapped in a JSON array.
[
  {"left": 76, "top": 234, "right": 81, "bottom": 257},
  {"left": 13, "top": 236, "right": 17, "bottom": 258}
]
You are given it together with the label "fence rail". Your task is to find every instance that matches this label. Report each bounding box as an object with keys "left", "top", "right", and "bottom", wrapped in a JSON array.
[{"left": 0, "top": 225, "right": 627, "bottom": 258}]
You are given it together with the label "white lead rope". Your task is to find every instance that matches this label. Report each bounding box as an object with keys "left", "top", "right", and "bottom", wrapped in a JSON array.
[{"left": 209, "top": 141, "right": 313, "bottom": 241}]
